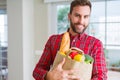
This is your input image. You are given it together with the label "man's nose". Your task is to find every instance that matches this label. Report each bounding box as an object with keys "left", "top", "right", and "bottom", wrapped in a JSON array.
[{"left": 79, "top": 17, "right": 84, "bottom": 24}]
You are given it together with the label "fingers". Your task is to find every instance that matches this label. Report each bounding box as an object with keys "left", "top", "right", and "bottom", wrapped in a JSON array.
[
  {"left": 64, "top": 68, "right": 79, "bottom": 75},
  {"left": 52, "top": 58, "right": 82, "bottom": 80},
  {"left": 67, "top": 75, "right": 81, "bottom": 80},
  {"left": 64, "top": 69, "right": 74, "bottom": 75}
]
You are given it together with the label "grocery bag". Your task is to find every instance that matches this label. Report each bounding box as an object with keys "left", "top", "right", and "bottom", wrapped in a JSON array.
[{"left": 52, "top": 47, "right": 94, "bottom": 80}]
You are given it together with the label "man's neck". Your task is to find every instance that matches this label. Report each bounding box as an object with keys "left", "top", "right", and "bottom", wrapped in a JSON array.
[{"left": 69, "top": 28, "right": 79, "bottom": 36}]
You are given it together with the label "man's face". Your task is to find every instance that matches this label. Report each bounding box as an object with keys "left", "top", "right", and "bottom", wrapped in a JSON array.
[{"left": 68, "top": 5, "right": 91, "bottom": 34}]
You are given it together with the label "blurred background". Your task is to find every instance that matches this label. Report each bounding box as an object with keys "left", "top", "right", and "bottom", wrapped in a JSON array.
[{"left": 0, "top": 0, "right": 120, "bottom": 80}]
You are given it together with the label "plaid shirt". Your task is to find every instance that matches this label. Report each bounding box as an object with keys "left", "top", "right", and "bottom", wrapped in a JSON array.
[{"left": 33, "top": 32, "right": 107, "bottom": 80}]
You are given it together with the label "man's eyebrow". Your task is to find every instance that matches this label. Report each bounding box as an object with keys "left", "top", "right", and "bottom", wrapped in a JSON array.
[{"left": 74, "top": 13, "right": 90, "bottom": 16}]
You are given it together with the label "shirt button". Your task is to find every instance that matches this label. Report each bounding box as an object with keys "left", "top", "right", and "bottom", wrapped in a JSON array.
[{"left": 73, "top": 40, "right": 75, "bottom": 42}]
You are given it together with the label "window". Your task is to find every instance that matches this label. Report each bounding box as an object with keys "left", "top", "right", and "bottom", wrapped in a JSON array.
[
  {"left": 89, "top": 0, "right": 120, "bottom": 49},
  {"left": 57, "top": 5, "right": 70, "bottom": 34},
  {"left": 0, "top": 9, "right": 8, "bottom": 80}
]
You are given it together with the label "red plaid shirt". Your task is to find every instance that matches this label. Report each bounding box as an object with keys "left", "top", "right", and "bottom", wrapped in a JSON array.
[{"left": 33, "top": 32, "right": 107, "bottom": 80}]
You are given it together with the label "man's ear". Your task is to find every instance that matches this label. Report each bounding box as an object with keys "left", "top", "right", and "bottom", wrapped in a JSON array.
[{"left": 68, "top": 13, "right": 71, "bottom": 21}]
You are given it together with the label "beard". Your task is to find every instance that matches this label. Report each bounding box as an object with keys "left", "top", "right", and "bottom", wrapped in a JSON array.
[{"left": 70, "top": 20, "right": 88, "bottom": 34}]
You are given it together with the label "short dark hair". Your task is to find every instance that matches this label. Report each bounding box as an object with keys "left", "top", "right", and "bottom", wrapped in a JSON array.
[{"left": 70, "top": 0, "right": 92, "bottom": 14}]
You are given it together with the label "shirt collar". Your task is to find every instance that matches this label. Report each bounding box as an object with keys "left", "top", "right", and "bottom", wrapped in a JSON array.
[
  {"left": 69, "top": 32, "right": 86, "bottom": 40},
  {"left": 78, "top": 32, "right": 86, "bottom": 40}
]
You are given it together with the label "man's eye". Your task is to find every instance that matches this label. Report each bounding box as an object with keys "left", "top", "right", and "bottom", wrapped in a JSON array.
[
  {"left": 84, "top": 15, "right": 89, "bottom": 18},
  {"left": 75, "top": 14, "right": 79, "bottom": 17}
]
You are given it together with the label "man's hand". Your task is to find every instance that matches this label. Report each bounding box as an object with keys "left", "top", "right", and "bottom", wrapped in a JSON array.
[{"left": 45, "top": 58, "right": 82, "bottom": 80}]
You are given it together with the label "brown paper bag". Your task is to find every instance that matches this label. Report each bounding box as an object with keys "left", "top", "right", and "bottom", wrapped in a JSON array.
[{"left": 52, "top": 51, "right": 93, "bottom": 80}]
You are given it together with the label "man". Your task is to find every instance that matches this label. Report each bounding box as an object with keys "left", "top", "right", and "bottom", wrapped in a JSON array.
[{"left": 33, "top": 0, "right": 108, "bottom": 80}]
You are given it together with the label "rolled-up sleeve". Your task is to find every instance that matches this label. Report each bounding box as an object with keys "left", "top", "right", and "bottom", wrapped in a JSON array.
[{"left": 91, "top": 41, "right": 108, "bottom": 80}]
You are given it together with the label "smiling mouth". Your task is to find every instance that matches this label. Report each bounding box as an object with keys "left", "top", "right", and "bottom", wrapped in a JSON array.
[{"left": 76, "top": 24, "right": 84, "bottom": 28}]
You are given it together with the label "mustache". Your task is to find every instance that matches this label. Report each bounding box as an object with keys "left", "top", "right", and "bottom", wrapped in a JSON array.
[{"left": 74, "top": 22, "right": 83, "bottom": 26}]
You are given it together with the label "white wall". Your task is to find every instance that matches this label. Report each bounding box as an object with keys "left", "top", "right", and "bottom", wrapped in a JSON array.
[
  {"left": 7, "top": 0, "right": 34, "bottom": 80},
  {"left": 7, "top": 0, "right": 50, "bottom": 79},
  {"left": 34, "top": 0, "right": 49, "bottom": 51}
]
